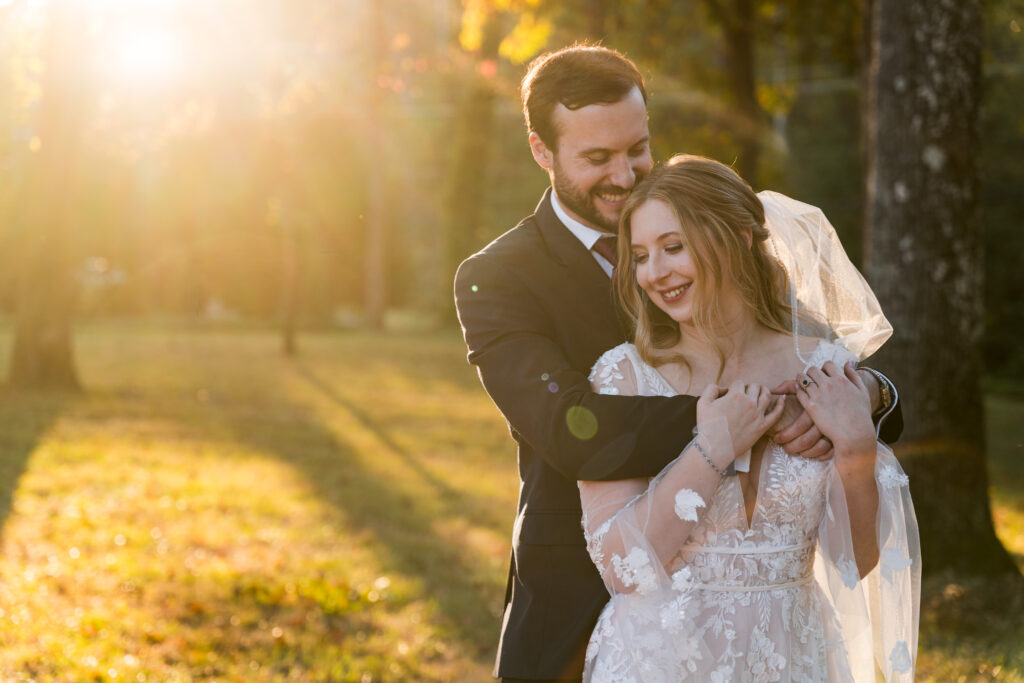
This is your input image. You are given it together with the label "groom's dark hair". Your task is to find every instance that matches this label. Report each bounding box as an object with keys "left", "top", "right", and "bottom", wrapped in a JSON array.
[{"left": 521, "top": 44, "right": 647, "bottom": 150}]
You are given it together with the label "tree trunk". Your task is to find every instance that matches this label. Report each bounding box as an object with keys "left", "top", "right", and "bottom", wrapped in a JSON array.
[
  {"left": 364, "top": 0, "right": 388, "bottom": 331},
  {"left": 584, "top": 0, "right": 608, "bottom": 39},
  {"left": 864, "top": 0, "right": 1015, "bottom": 576},
  {"left": 8, "top": 1, "right": 85, "bottom": 391},
  {"left": 707, "top": 0, "right": 764, "bottom": 183},
  {"left": 280, "top": 203, "right": 300, "bottom": 357}
]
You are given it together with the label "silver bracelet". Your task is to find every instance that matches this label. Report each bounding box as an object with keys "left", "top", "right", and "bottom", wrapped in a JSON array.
[{"left": 693, "top": 432, "right": 735, "bottom": 477}]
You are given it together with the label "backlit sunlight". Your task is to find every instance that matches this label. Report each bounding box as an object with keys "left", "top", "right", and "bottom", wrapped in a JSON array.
[{"left": 103, "top": 28, "right": 185, "bottom": 86}]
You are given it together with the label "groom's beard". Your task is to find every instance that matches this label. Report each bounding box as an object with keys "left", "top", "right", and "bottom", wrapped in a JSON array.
[{"left": 552, "top": 169, "right": 645, "bottom": 233}]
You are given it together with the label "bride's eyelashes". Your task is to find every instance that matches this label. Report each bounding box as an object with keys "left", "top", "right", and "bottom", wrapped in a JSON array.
[{"left": 631, "top": 243, "right": 684, "bottom": 265}]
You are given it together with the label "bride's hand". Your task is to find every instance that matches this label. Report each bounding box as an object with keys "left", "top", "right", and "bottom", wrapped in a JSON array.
[
  {"left": 794, "top": 361, "right": 876, "bottom": 461},
  {"left": 697, "top": 381, "right": 786, "bottom": 456}
]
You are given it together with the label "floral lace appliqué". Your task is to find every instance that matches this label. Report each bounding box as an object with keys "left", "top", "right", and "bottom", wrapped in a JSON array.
[
  {"left": 878, "top": 463, "right": 910, "bottom": 489},
  {"left": 674, "top": 489, "right": 706, "bottom": 522},
  {"left": 881, "top": 546, "right": 913, "bottom": 582},
  {"left": 611, "top": 547, "right": 658, "bottom": 594},
  {"left": 890, "top": 641, "right": 913, "bottom": 673},
  {"left": 589, "top": 344, "right": 631, "bottom": 395},
  {"left": 836, "top": 555, "right": 860, "bottom": 589}
]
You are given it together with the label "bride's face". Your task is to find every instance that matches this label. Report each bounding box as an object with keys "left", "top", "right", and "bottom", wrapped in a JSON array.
[
  {"left": 629, "top": 199, "right": 700, "bottom": 324},
  {"left": 630, "top": 198, "right": 744, "bottom": 327}
]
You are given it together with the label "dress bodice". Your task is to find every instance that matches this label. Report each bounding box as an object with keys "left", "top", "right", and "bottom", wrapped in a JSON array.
[
  {"left": 674, "top": 446, "right": 828, "bottom": 592},
  {"left": 589, "top": 341, "right": 844, "bottom": 593}
]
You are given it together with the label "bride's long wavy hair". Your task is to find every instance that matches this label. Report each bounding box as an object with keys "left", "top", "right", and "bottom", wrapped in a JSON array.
[{"left": 613, "top": 155, "right": 795, "bottom": 378}]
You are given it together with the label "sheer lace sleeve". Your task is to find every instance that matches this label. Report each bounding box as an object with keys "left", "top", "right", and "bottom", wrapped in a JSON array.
[
  {"left": 580, "top": 345, "right": 729, "bottom": 595},
  {"left": 814, "top": 428, "right": 921, "bottom": 681},
  {"left": 580, "top": 347, "right": 729, "bottom": 681},
  {"left": 803, "top": 340, "right": 920, "bottom": 680}
]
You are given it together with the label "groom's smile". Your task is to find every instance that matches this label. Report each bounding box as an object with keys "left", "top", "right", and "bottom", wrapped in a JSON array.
[{"left": 529, "top": 86, "right": 653, "bottom": 233}]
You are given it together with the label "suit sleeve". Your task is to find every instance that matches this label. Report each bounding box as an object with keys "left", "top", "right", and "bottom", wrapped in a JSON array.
[
  {"left": 454, "top": 251, "right": 697, "bottom": 482},
  {"left": 857, "top": 367, "right": 903, "bottom": 444},
  {"left": 878, "top": 399, "right": 903, "bottom": 444}
]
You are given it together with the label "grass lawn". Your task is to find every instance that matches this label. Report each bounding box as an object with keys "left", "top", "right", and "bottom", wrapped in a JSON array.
[{"left": 0, "top": 323, "right": 1020, "bottom": 681}]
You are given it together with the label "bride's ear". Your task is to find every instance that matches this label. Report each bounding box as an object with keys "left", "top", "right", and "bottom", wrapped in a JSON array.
[{"left": 742, "top": 228, "right": 753, "bottom": 248}]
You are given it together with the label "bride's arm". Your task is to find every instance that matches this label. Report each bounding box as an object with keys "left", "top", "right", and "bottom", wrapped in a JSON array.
[
  {"left": 580, "top": 350, "right": 727, "bottom": 593},
  {"left": 800, "top": 359, "right": 920, "bottom": 681},
  {"left": 580, "top": 422, "right": 732, "bottom": 594},
  {"left": 796, "top": 361, "right": 880, "bottom": 576}
]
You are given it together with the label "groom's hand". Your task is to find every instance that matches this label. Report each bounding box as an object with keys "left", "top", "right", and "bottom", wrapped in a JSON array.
[{"left": 769, "top": 381, "right": 834, "bottom": 461}]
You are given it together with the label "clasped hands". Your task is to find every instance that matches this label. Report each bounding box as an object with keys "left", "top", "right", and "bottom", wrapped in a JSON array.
[{"left": 697, "top": 360, "right": 876, "bottom": 462}]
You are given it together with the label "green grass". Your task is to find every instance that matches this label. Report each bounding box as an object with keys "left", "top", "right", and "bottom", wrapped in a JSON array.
[
  {"left": 913, "top": 394, "right": 1024, "bottom": 683},
  {"left": 0, "top": 325, "right": 514, "bottom": 681},
  {"left": 0, "top": 323, "right": 1020, "bottom": 681}
]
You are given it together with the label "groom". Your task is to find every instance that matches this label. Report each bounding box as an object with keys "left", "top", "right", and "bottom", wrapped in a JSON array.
[{"left": 454, "top": 45, "right": 901, "bottom": 682}]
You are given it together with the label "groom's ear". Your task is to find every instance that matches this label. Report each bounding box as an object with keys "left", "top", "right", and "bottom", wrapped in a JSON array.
[{"left": 529, "top": 131, "right": 554, "bottom": 170}]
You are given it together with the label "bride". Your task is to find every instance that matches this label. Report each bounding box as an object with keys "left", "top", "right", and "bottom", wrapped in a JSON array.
[{"left": 580, "top": 156, "right": 920, "bottom": 682}]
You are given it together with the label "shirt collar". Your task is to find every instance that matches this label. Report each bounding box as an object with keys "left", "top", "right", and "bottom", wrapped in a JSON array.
[{"left": 550, "top": 189, "right": 613, "bottom": 251}]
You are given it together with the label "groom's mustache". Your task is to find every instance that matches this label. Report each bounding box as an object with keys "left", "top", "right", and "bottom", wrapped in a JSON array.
[{"left": 592, "top": 182, "right": 640, "bottom": 195}]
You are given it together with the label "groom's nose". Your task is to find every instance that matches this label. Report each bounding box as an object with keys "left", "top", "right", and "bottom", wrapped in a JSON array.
[{"left": 608, "top": 155, "right": 636, "bottom": 189}]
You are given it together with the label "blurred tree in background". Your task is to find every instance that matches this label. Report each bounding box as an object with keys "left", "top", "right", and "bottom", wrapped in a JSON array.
[
  {"left": 5, "top": 0, "right": 87, "bottom": 389},
  {"left": 863, "top": 0, "right": 1017, "bottom": 577},
  {"left": 980, "top": 0, "right": 1024, "bottom": 387}
]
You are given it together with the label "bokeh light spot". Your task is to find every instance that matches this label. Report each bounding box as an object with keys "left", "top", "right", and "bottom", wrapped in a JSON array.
[
  {"left": 547, "top": 382, "right": 559, "bottom": 393},
  {"left": 470, "top": 284, "right": 478, "bottom": 292},
  {"left": 477, "top": 59, "right": 497, "bottom": 78},
  {"left": 566, "top": 406, "right": 598, "bottom": 440},
  {"left": 541, "top": 373, "right": 549, "bottom": 381}
]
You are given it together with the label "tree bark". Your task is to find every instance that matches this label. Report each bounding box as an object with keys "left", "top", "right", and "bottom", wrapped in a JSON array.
[
  {"left": 8, "top": 1, "right": 85, "bottom": 391},
  {"left": 864, "top": 0, "right": 1015, "bottom": 576}
]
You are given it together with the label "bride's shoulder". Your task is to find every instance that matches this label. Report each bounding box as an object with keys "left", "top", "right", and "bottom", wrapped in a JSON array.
[
  {"left": 798, "top": 336, "right": 857, "bottom": 367},
  {"left": 796, "top": 335, "right": 825, "bottom": 356},
  {"left": 589, "top": 343, "right": 642, "bottom": 395},
  {"left": 591, "top": 342, "right": 638, "bottom": 372},
  {"left": 763, "top": 333, "right": 834, "bottom": 372}
]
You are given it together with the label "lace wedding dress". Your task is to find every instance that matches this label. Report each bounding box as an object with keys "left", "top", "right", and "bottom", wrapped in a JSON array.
[{"left": 580, "top": 341, "right": 920, "bottom": 683}]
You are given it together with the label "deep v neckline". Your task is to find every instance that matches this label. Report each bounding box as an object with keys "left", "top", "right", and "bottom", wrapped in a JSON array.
[
  {"left": 642, "top": 359, "right": 772, "bottom": 530},
  {"left": 737, "top": 442, "right": 772, "bottom": 530}
]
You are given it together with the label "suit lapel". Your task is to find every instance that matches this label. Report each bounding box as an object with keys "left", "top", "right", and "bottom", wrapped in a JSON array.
[
  {"left": 533, "top": 188, "right": 613, "bottom": 289},
  {"left": 532, "top": 189, "right": 627, "bottom": 339}
]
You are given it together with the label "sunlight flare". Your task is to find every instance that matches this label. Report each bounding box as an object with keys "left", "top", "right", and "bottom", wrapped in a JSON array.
[{"left": 103, "top": 27, "right": 184, "bottom": 86}]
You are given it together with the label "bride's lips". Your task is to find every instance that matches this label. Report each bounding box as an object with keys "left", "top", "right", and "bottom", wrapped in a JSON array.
[{"left": 658, "top": 283, "right": 692, "bottom": 303}]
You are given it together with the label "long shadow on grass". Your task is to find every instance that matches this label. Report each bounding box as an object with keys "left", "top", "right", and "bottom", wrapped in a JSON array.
[
  {"left": 0, "top": 391, "right": 67, "bottom": 546},
  {"left": 290, "top": 362, "right": 508, "bottom": 533},
  {"left": 216, "top": 365, "right": 508, "bottom": 661}
]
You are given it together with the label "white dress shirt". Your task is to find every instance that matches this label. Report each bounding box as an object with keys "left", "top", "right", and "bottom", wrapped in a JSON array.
[{"left": 550, "top": 191, "right": 616, "bottom": 277}]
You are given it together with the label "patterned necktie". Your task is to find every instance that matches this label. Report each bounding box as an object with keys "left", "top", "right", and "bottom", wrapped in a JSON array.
[{"left": 592, "top": 235, "right": 618, "bottom": 269}]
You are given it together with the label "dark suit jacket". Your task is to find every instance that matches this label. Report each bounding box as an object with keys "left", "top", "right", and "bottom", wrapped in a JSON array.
[{"left": 453, "top": 189, "right": 902, "bottom": 680}]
